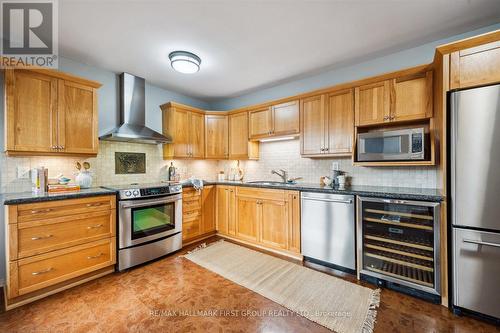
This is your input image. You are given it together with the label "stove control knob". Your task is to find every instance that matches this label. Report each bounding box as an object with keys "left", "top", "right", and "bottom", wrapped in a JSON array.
[
  {"left": 133, "top": 190, "right": 140, "bottom": 197},
  {"left": 124, "top": 190, "right": 131, "bottom": 197}
]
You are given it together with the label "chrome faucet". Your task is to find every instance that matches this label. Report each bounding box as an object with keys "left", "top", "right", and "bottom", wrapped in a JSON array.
[{"left": 271, "top": 169, "right": 288, "bottom": 183}]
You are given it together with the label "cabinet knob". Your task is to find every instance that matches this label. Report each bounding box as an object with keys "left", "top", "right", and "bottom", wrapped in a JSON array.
[{"left": 390, "top": 115, "right": 395, "bottom": 120}]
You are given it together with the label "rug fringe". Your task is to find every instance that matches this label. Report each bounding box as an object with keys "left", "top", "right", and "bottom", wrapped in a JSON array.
[
  {"left": 182, "top": 239, "right": 225, "bottom": 256},
  {"left": 362, "top": 288, "right": 381, "bottom": 333}
]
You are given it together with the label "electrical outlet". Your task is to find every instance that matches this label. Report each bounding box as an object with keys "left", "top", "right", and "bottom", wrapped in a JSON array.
[
  {"left": 331, "top": 162, "right": 340, "bottom": 171},
  {"left": 17, "top": 166, "right": 30, "bottom": 179}
]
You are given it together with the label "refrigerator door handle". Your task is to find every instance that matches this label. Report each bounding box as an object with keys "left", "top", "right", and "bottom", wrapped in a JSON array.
[{"left": 463, "top": 238, "right": 500, "bottom": 248}]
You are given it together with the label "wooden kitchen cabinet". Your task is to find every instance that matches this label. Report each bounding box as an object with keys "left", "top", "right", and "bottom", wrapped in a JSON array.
[
  {"left": 216, "top": 185, "right": 236, "bottom": 236},
  {"left": 355, "top": 81, "right": 390, "bottom": 126},
  {"left": 219, "top": 186, "right": 300, "bottom": 256},
  {"left": 235, "top": 196, "right": 260, "bottom": 242},
  {"left": 5, "top": 195, "right": 116, "bottom": 309},
  {"left": 300, "top": 91, "right": 354, "bottom": 157},
  {"left": 450, "top": 41, "right": 500, "bottom": 89},
  {"left": 300, "top": 95, "right": 325, "bottom": 156},
  {"left": 201, "top": 185, "right": 216, "bottom": 234},
  {"left": 228, "top": 112, "right": 259, "bottom": 160},
  {"left": 391, "top": 71, "right": 433, "bottom": 122},
  {"left": 326, "top": 89, "right": 354, "bottom": 155},
  {"left": 162, "top": 103, "right": 205, "bottom": 159},
  {"left": 355, "top": 70, "right": 433, "bottom": 126},
  {"left": 249, "top": 106, "right": 272, "bottom": 139},
  {"left": 249, "top": 100, "right": 299, "bottom": 140},
  {"left": 4, "top": 69, "right": 101, "bottom": 156},
  {"left": 205, "top": 115, "right": 228, "bottom": 159},
  {"left": 272, "top": 100, "right": 300, "bottom": 136}
]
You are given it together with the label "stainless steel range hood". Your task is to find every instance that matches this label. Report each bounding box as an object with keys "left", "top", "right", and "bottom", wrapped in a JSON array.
[{"left": 99, "top": 73, "right": 172, "bottom": 144}]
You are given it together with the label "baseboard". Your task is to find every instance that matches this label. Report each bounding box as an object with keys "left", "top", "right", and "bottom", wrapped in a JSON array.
[{"left": 217, "top": 233, "right": 303, "bottom": 261}]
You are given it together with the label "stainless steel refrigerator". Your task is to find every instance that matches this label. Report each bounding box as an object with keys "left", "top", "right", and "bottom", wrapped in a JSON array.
[{"left": 451, "top": 83, "right": 500, "bottom": 319}]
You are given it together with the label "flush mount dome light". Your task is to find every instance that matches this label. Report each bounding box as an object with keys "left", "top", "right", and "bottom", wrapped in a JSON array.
[{"left": 168, "top": 51, "right": 201, "bottom": 74}]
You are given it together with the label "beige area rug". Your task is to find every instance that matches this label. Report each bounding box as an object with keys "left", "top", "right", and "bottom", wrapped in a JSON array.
[{"left": 184, "top": 241, "right": 380, "bottom": 333}]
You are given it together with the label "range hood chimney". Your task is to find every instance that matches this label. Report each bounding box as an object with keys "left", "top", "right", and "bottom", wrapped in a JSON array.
[{"left": 99, "top": 73, "right": 172, "bottom": 144}]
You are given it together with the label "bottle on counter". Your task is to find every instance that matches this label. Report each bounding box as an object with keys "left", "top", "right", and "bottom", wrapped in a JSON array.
[{"left": 168, "top": 162, "right": 176, "bottom": 181}]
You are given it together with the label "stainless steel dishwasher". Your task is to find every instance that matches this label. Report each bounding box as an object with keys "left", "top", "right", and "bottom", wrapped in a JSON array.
[{"left": 301, "top": 192, "right": 356, "bottom": 272}]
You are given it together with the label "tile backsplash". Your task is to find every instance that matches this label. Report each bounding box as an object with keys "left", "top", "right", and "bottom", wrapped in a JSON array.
[{"left": 0, "top": 139, "right": 438, "bottom": 194}]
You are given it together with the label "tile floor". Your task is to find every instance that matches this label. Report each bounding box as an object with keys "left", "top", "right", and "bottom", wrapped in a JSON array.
[{"left": 0, "top": 238, "right": 498, "bottom": 333}]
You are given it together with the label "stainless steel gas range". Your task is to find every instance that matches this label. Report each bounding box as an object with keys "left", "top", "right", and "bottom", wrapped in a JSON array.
[{"left": 102, "top": 183, "right": 183, "bottom": 271}]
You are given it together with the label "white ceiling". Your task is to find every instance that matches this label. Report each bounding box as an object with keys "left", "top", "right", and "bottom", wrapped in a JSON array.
[{"left": 59, "top": 0, "right": 500, "bottom": 101}]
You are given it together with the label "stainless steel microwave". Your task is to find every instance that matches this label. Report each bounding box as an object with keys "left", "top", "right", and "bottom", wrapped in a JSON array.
[{"left": 357, "top": 127, "right": 426, "bottom": 161}]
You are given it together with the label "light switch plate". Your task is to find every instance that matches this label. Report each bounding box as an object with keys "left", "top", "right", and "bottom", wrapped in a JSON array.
[{"left": 17, "top": 166, "right": 30, "bottom": 179}]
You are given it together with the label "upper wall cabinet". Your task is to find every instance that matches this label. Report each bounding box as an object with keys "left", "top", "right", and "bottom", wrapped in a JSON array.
[
  {"left": 450, "top": 41, "right": 500, "bottom": 89},
  {"left": 162, "top": 104, "right": 205, "bottom": 159},
  {"left": 205, "top": 114, "right": 228, "bottom": 159},
  {"left": 249, "top": 100, "right": 299, "bottom": 140},
  {"left": 300, "top": 90, "right": 354, "bottom": 157},
  {"left": 228, "top": 112, "right": 259, "bottom": 160},
  {"left": 4, "top": 69, "right": 101, "bottom": 156},
  {"left": 355, "top": 70, "right": 433, "bottom": 126}
]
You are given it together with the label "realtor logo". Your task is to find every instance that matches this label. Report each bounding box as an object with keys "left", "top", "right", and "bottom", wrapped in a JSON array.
[{"left": 1, "top": 0, "right": 58, "bottom": 68}]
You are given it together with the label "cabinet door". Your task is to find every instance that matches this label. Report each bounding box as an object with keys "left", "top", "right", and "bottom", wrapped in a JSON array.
[
  {"left": 300, "top": 95, "right": 326, "bottom": 155},
  {"left": 249, "top": 107, "right": 272, "bottom": 139},
  {"left": 326, "top": 89, "right": 354, "bottom": 155},
  {"left": 5, "top": 70, "right": 58, "bottom": 153},
  {"left": 229, "top": 112, "right": 258, "bottom": 160},
  {"left": 272, "top": 100, "right": 299, "bottom": 136},
  {"left": 189, "top": 112, "right": 205, "bottom": 158},
  {"left": 216, "top": 186, "right": 235, "bottom": 236},
  {"left": 205, "top": 115, "right": 228, "bottom": 159},
  {"left": 391, "top": 71, "right": 433, "bottom": 122},
  {"left": 58, "top": 80, "right": 98, "bottom": 154},
  {"left": 172, "top": 109, "right": 191, "bottom": 158},
  {"left": 355, "top": 81, "right": 390, "bottom": 126},
  {"left": 260, "top": 199, "right": 287, "bottom": 250},
  {"left": 450, "top": 41, "right": 500, "bottom": 89},
  {"left": 201, "top": 185, "right": 216, "bottom": 233},
  {"left": 235, "top": 196, "right": 259, "bottom": 242},
  {"left": 287, "top": 192, "right": 301, "bottom": 253}
]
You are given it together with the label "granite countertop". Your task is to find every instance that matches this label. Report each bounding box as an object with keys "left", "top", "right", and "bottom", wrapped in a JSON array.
[
  {"left": 1, "top": 187, "right": 117, "bottom": 205},
  {"left": 185, "top": 180, "right": 444, "bottom": 202}
]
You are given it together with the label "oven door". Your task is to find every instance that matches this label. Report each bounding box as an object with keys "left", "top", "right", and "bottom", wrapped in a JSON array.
[
  {"left": 119, "top": 194, "right": 182, "bottom": 248},
  {"left": 358, "top": 130, "right": 411, "bottom": 161}
]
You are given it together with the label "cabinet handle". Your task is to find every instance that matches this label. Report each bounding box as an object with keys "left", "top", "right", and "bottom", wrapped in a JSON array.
[
  {"left": 87, "top": 224, "right": 103, "bottom": 229},
  {"left": 60, "top": 145, "right": 64, "bottom": 149},
  {"left": 32, "top": 267, "right": 53, "bottom": 275},
  {"left": 86, "top": 203, "right": 103, "bottom": 207},
  {"left": 31, "top": 208, "right": 52, "bottom": 214},
  {"left": 390, "top": 115, "right": 395, "bottom": 120},
  {"left": 87, "top": 252, "right": 104, "bottom": 260},
  {"left": 51, "top": 145, "right": 58, "bottom": 149},
  {"left": 31, "top": 234, "right": 53, "bottom": 241},
  {"left": 325, "top": 147, "right": 329, "bottom": 151}
]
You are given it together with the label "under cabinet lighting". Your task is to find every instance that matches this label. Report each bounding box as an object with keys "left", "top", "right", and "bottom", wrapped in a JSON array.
[
  {"left": 259, "top": 136, "right": 298, "bottom": 143},
  {"left": 168, "top": 51, "right": 201, "bottom": 74}
]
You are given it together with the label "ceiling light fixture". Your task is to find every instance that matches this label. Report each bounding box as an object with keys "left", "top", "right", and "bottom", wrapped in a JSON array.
[{"left": 168, "top": 51, "right": 201, "bottom": 74}]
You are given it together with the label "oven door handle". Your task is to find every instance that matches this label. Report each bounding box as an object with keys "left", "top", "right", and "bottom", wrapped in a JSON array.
[{"left": 120, "top": 196, "right": 181, "bottom": 209}]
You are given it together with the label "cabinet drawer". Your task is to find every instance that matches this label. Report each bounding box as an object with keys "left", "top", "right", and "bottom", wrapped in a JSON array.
[
  {"left": 183, "top": 198, "right": 201, "bottom": 212},
  {"left": 13, "top": 211, "right": 115, "bottom": 260},
  {"left": 10, "top": 238, "right": 115, "bottom": 297},
  {"left": 236, "top": 187, "right": 285, "bottom": 201},
  {"left": 182, "top": 189, "right": 201, "bottom": 199},
  {"left": 183, "top": 209, "right": 201, "bottom": 221},
  {"left": 16, "top": 196, "right": 115, "bottom": 223},
  {"left": 183, "top": 218, "right": 201, "bottom": 241}
]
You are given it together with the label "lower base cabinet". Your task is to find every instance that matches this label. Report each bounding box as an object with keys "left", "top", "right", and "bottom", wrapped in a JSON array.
[
  {"left": 5, "top": 195, "right": 116, "bottom": 309},
  {"left": 217, "top": 186, "right": 301, "bottom": 256},
  {"left": 182, "top": 186, "right": 216, "bottom": 244}
]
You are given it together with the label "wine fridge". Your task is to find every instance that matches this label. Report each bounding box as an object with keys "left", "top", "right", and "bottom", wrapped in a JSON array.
[{"left": 357, "top": 197, "right": 440, "bottom": 296}]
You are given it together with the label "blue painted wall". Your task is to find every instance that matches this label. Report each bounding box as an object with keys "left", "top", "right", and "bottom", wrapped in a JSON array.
[{"left": 209, "top": 23, "right": 500, "bottom": 110}]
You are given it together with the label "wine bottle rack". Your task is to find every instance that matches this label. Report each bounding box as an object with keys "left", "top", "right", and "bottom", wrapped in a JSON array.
[{"left": 357, "top": 197, "right": 440, "bottom": 295}]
